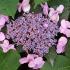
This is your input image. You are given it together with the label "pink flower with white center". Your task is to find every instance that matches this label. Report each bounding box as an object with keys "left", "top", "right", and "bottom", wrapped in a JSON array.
[
  {"left": 28, "top": 57, "right": 45, "bottom": 69},
  {"left": 56, "top": 37, "right": 67, "bottom": 54},
  {"left": 41, "top": 2, "right": 49, "bottom": 16},
  {"left": 0, "top": 39, "right": 15, "bottom": 53},
  {"left": 48, "top": 8, "right": 59, "bottom": 23},
  {"left": 0, "top": 32, "right": 5, "bottom": 41},
  {"left": 18, "top": 0, "right": 30, "bottom": 13},
  {"left": 56, "top": 5, "right": 64, "bottom": 14}
]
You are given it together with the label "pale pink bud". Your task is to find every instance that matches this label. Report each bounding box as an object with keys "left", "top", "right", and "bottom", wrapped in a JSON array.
[
  {"left": 0, "top": 32, "right": 5, "bottom": 41},
  {"left": 19, "top": 57, "right": 28, "bottom": 64},
  {"left": 56, "top": 5, "right": 64, "bottom": 14},
  {"left": 56, "top": 37, "right": 67, "bottom": 53},
  {"left": 41, "top": 2, "right": 48, "bottom": 16}
]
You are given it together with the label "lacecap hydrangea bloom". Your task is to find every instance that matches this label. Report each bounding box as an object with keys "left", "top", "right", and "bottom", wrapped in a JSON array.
[{"left": 0, "top": 0, "right": 70, "bottom": 69}]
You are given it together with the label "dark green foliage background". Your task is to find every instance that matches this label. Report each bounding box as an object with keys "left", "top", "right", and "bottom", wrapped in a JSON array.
[{"left": 0, "top": 0, "right": 70, "bottom": 70}]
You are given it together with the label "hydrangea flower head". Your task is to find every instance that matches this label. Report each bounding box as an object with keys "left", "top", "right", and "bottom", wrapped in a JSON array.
[{"left": 0, "top": 1, "right": 70, "bottom": 70}]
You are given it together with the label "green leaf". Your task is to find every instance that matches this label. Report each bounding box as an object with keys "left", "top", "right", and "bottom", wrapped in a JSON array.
[
  {"left": 0, "top": 0, "right": 18, "bottom": 17},
  {"left": 53, "top": 55, "right": 70, "bottom": 70},
  {"left": 66, "top": 40, "right": 70, "bottom": 58},
  {"left": 0, "top": 50, "right": 20, "bottom": 70},
  {"left": 41, "top": 55, "right": 70, "bottom": 70}
]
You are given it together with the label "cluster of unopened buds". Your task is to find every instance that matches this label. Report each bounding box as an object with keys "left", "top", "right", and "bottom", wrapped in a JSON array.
[{"left": 0, "top": 0, "right": 70, "bottom": 69}]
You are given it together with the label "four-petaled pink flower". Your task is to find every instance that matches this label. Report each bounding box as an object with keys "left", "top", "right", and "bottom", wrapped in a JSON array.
[
  {"left": 0, "top": 39, "right": 15, "bottom": 53},
  {"left": 28, "top": 57, "right": 45, "bottom": 69},
  {"left": 18, "top": 0, "right": 30, "bottom": 13},
  {"left": 48, "top": 5, "right": 64, "bottom": 23},
  {"left": 56, "top": 37, "right": 67, "bottom": 54},
  {"left": 19, "top": 54, "right": 45, "bottom": 69}
]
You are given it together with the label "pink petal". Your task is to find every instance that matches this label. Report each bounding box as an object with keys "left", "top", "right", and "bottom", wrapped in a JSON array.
[
  {"left": 22, "top": 4, "right": 30, "bottom": 13},
  {"left": 19, "top": 57, "right": 28, "bottom": 64},
  {"left": 49, "top": 8, "right": 59, "bottom": 23},
  {"left": 65, "top": 29, "right": 70, "bottom": 37},
  {"left": 56, "top": 5, "right": 64, "bottom": 14},
  {"left": 66, "top": 21, "right": 70, "bottom": 28},
  {"left": 33, "top": 57, "right": 45, "bottom": 69},
  {"left": 0, "top": 32, "right": 5, "bottom": 41},
  {"left": 28, "top": 60, "right": 35, "bottom": 68},
  {"left": 19, "top": 0, "right": 30, "bottom": 13},
  {"left": 56, "top": 37, "right": 67, "bottom": 53},
  {"left": 49, "top": 8, "right": 55, "bottom": 17},
  {"left": 50, "top": 13, "right": 59, "bottom": 23},
  {"left": 8, "top": 44, "right": 16, "bottom": 50},
  {"left": 27, "top": 54, "right": 34, "bottom": 61},
  {"left": 59, "top": 26, "right": 66, "bottom": 34},
  {"left": 3, "top": 39, "right": 9, "bottom": 46},
  {"left": 0, "top": 43, "right": 9, "bottom": 53},
  {"left": 41, "top": 2, "right": 48, "bottom": 16},
  {"left": 0, "top": 16, "right": 6, "bottom": 26},
  {"left": 2, "top": 47, "right": 9, "bottom": 53},
  {"left": 61, "top": 19, "right": 67, "bottom": 29},
  {"left": 0, "top": 40, "right": 15, "bottom": 53}
]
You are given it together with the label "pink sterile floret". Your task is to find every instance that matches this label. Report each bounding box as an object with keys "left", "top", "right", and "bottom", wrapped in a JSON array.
[
  {"left": 59, "top": 19, "right": 70, "bottom": 37},
  {"left": 41, "top": 2, "right": 49, "bottom": 16},
  {"left": 48, "top": 5, "right": 64, "bottom": 23},
  {"left": 28, "top": 57, "right": 45, "bottom": 69},
  {"left": 0, "top": 39, "right": 15, "bottom": 53},
  {"left": 0, "top": 32, "right": 5, "bottom": 41},
  {"left": 19, "top": 54, "right": 35, "bottom": 64},
  {"left": 19, "top": 54, "right": 45, "bottom": 69},
  {"left": 56, "top": 37, "right": 67, "bottom": 54},
  {"left": 48, "top": 8, "right": 59, "bottom": 23}
]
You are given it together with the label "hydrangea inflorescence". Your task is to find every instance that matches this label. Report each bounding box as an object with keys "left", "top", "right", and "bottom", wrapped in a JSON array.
[
  {"left": 6, "top": 12, "right": 59, "bottom": 56},
  {"left": 0, "top": 0, "right": 70, "bottom": 69}
]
